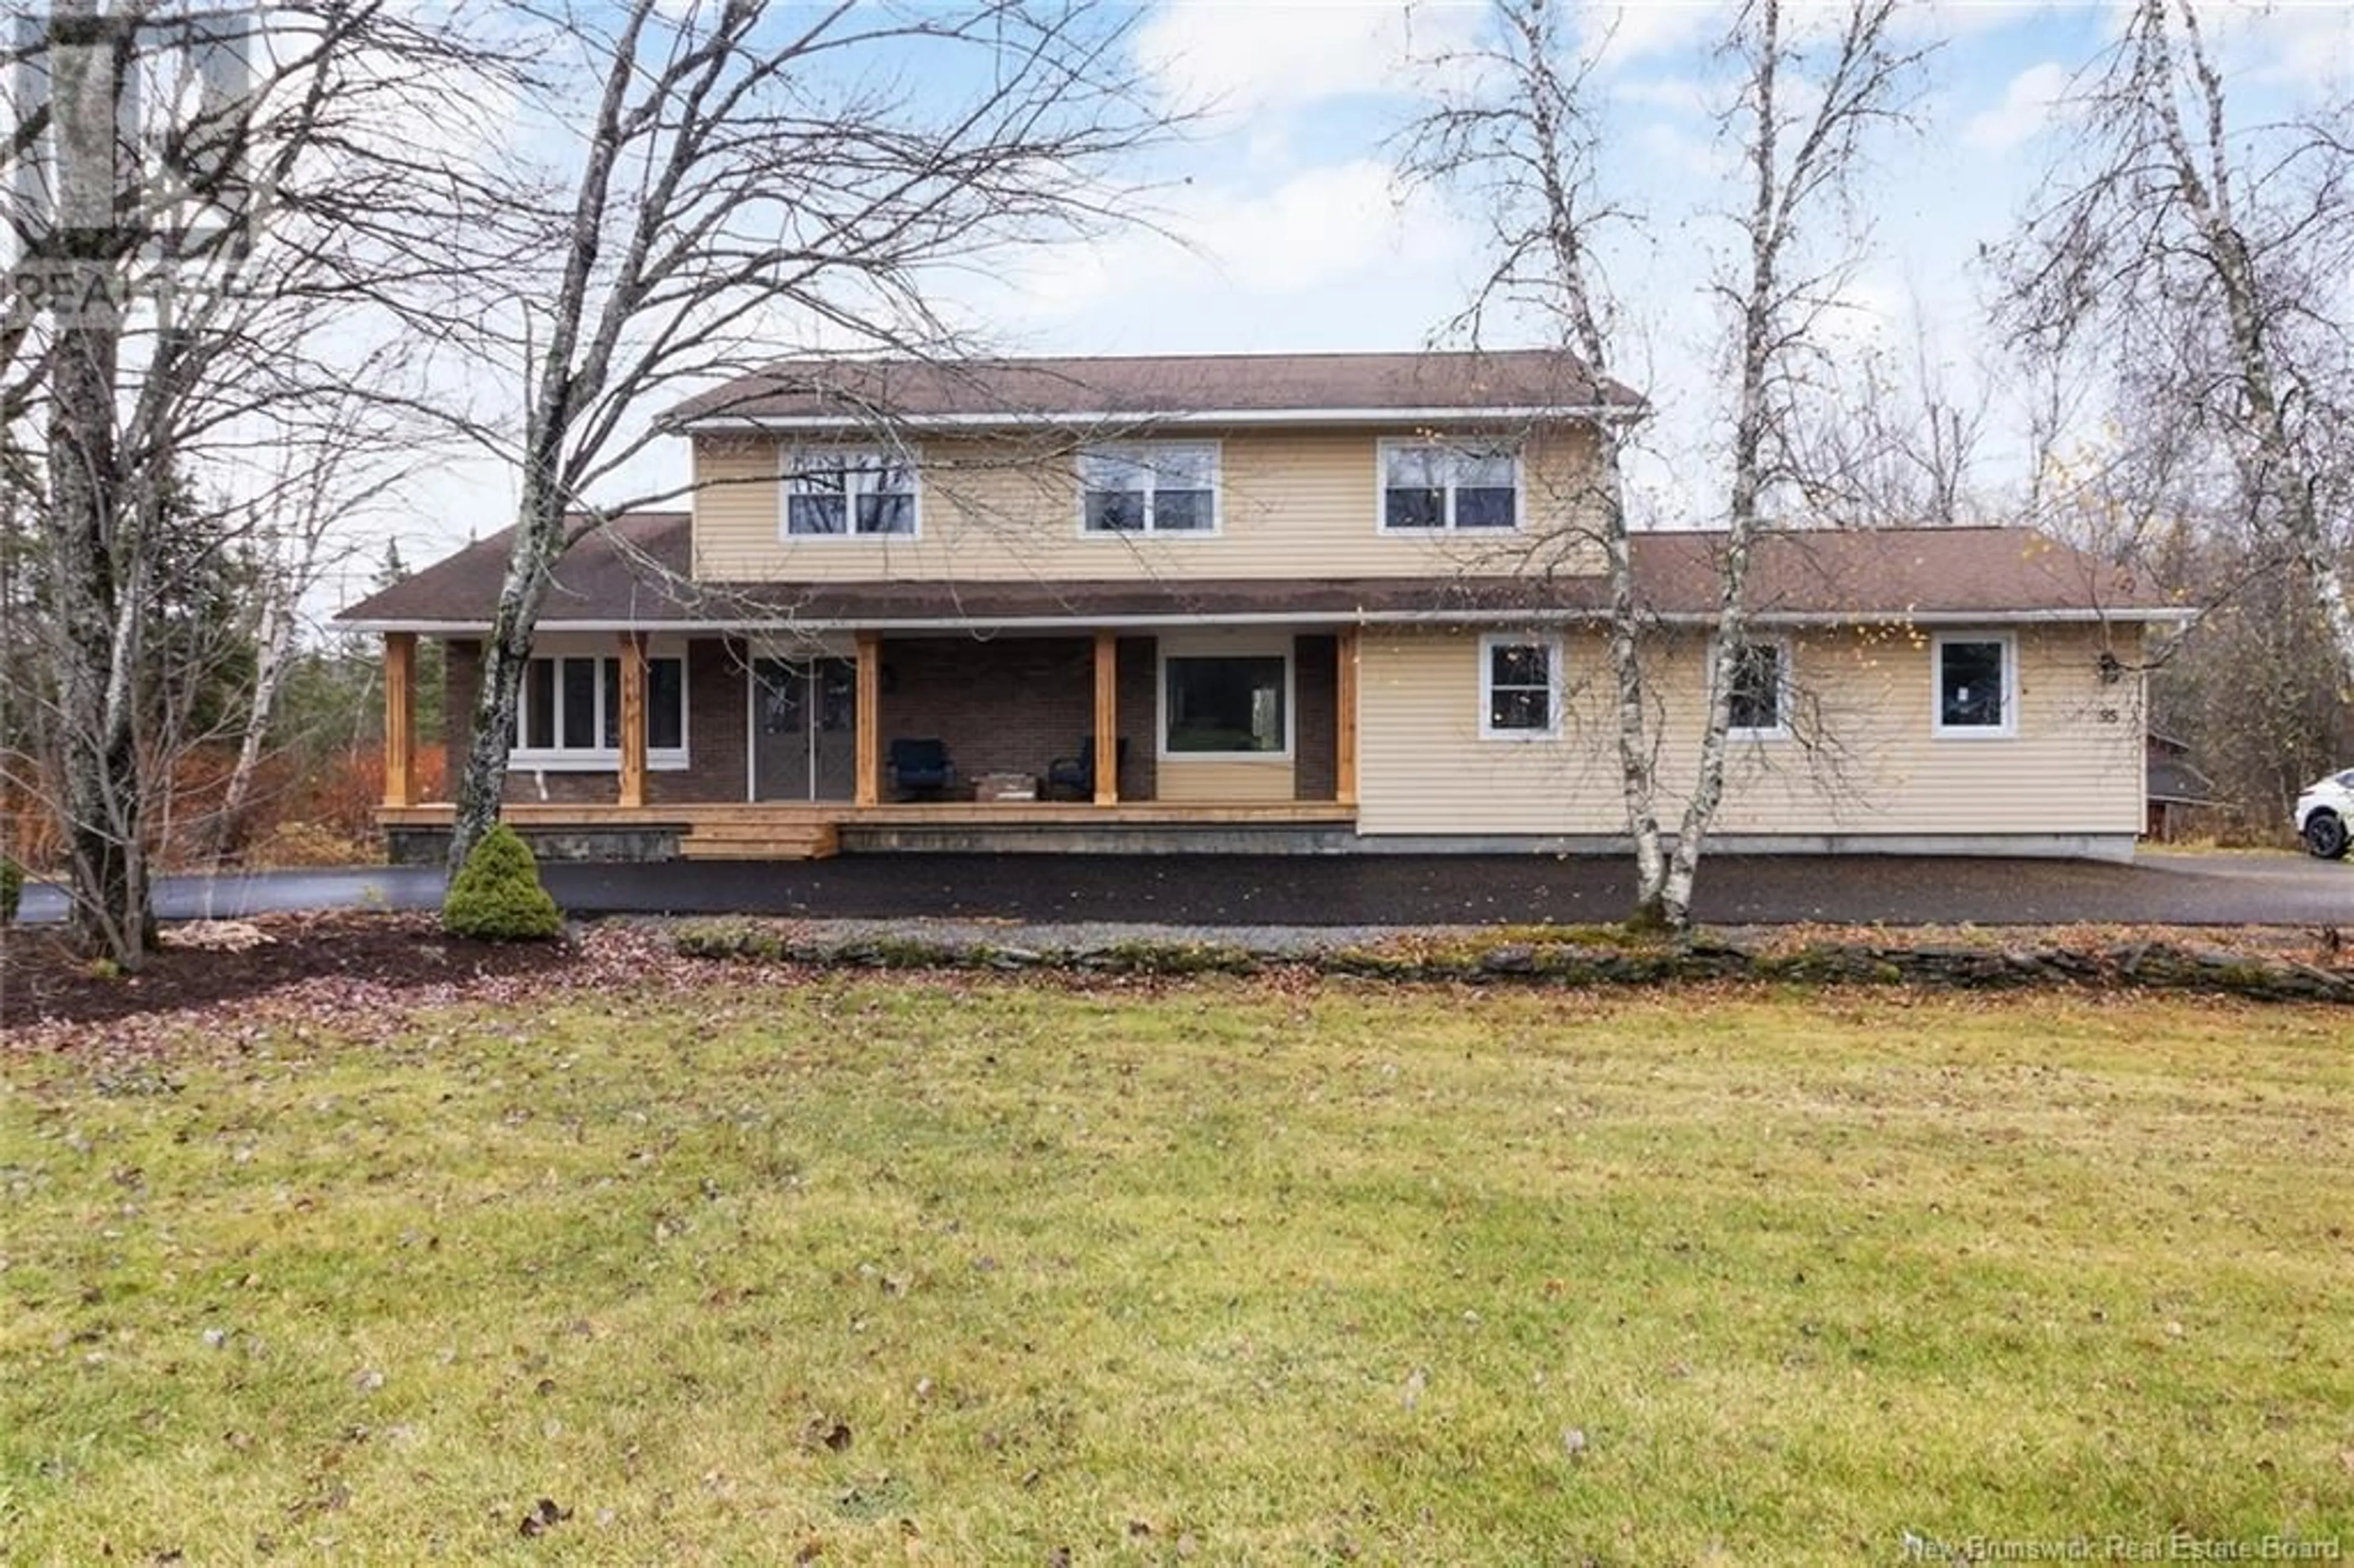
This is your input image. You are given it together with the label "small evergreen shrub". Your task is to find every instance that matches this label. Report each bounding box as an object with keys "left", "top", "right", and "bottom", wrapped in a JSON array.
[
  {"left": 441, "top": 824, "right": 563, "bottom": 942},
  {"left": 1, "top": 856, "right": 21, "bottom": 926}
]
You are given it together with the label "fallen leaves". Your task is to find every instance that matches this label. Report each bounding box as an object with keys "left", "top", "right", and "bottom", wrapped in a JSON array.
[
  {"left": 516, "top": 1498, "right": 571, "bottom": 1538},
  {"left": 802, "top": 1416, "right": 853, "bottom": 1454},
  {"left": 159, "top": 921, "right": 276, "bottom": 953},
  {"left": 4, "top": 917, "right": 772, "bottom": 1059}
]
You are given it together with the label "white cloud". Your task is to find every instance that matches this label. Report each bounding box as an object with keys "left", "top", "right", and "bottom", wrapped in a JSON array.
[
  {"left": 1615, "top": 74, "right": 1715, "bottom": 116},
  {"left": 956, "top": 156, "right": 1482, "bottom": 357},
  {"left": 1635, "top": 118, "right": 1730, "bottom": 182},
  {"left": 1134, "top": 0, "right": 1484, "bottom": 117},
  {"left": 1584, "top": 3, "right": 2044, "bottom": 97},
  {"left": 1811, "top": 270, "right": 1910, "bottom": 354},
  {"left": 1963, "top": 59, "right": 2071, "bottom": 152},
  {"left": 1891, "top": 1, "right": 2052, "bottom": 44},
  {"left": 1004, "top": 158, "right": 1462, "bottom": 315},
  {"left": 2195, "top": 0, "right": 2354, "bottom": 91},
  {"left": 1577, "top": 2, "right": 1717, "bottom": 69},
  {"left": 1217, "top": 160, "right": 1465, "bottom": 291}
]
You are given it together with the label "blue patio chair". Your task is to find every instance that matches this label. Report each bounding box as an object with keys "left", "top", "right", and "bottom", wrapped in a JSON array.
[
  {"left": 887, "top": 737, "right": 956, "bottom": 799},
  {"left": 1045, "top": 736, "right": 1127, "bottom": 799}
]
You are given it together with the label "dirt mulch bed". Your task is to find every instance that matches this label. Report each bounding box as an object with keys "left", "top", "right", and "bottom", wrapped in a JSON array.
[
  {"left": 10, "top": 910, "right": 2352, "bottom": 1058},
  {"left": 1, "top": 912, "right": 577, "bottom": 1032}
]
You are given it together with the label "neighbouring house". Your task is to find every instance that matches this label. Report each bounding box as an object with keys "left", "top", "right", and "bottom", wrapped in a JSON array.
[
  {"left": 2144, "top": 732, "right": 2223, "bottom": 843},
  {"left": 338, "top": 349, "right": 2188, "bottom": 864}
]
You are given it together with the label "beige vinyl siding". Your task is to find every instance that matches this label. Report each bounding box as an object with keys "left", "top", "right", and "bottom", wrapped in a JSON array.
[
  {"left": 1357, "top": 623, "right": 2146, "bottom": 837},
  {"left": 1155, "top": 758, "right": 1297, "bottom": 803},
  {"left": 690, "top": 428, "right": 1604, "bottom": 582}
]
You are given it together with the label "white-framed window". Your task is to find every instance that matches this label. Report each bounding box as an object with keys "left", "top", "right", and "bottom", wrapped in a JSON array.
[
  {"left": 1479, "top": 633, "right": 1562, "bottom": 740},
  {"left": 1932, "top": 631, "right": 2017, "bottom": 739},
  {"left": 1724, "top": 637, "right": 1791, "bottom": 740},
  {"left": 1159, "top": 648, "right": 1290, "bottom": 759},
  {"left": 1078, "top": 442, "right": 1219, "bottom": 535},
  {"left": 782, "top": 446, "right": 918, "bottom": 538},
  {"left": 1380, "top": 438, "right": 1520, "bottom": 532},
  {"left": 511, "top": 652, "right": 689, "bottom": 769}
]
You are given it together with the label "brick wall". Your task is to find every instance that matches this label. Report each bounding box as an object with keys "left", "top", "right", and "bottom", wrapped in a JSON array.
[
  {"left": 1116, "top": 636, "right": 1158, "bottom": 801},
  {"left": 1293, "top": 633, "right": 1338, "bottom": 801},
  {"left": 444, "top": 637, "right": 478, "bottom": 744},
  {"left": 666, "top": 639, "right": 748, "bottom": 804},
  {"left": 880, "top": 635, "right": 1091, "bottom": 794}
]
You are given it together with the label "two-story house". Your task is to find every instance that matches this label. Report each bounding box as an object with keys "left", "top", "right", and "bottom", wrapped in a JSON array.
[{"left": 340, "top": 349, "right": 2184, "bottom": 863}]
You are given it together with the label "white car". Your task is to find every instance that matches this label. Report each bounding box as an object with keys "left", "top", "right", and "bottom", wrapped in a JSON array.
[{"left": 2295, "top": 769, "right": 2354, "bottom": 859}]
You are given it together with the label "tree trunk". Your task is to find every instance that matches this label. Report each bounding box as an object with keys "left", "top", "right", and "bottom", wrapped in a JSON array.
[
  {"left": 447, "top": 484, "right": 569, "bottom": 871},
  {"left": 446, "top": 8, "right": 641, "bottom": 877},
  {"left": 45, "top": 6, "right": 154, "bottom": 965},
  {"left": 1657, "top": 0, "right": 1783, "bottom": 935},
  {"left": 211, "top": 577, "right": 294, "bottom": 862},
  {"left": 1596, "top": 451, "right": 1669, "bottom": 922},
  {"left": 447, "top": 538, "right": 550, "bottom": 872}
]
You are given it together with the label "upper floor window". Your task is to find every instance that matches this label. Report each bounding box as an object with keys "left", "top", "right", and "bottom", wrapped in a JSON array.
[
  {"left": 513, "top": 653, "right": 687, "bottom": 766},
  {"left": 784, "top": 447, "right": 916, "bottom": 538},
  {"left": 1933, "top": 633, "right": 2016, "bottom": 738},
  {"left": 1479, "top": 633, "right": 1561, "bottom": 740},
  {"left": 1724, "top": 639, "right": 1790, "bottom": 739},
  {"left": 1080, "top": 443, "right": 1218, "bottom": 534},
  {"left": 1382, "top": 440, "right": 1519, "bottom": 531}
]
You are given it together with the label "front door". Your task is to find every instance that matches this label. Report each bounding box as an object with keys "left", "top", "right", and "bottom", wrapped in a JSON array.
[{"left": 753, "top": 657, "right": 858, "bottom": 801}]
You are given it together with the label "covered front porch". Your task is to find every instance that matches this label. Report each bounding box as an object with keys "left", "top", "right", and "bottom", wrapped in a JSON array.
[{"left": 375, "top": 626, "right": 1362, "bottom": 861}]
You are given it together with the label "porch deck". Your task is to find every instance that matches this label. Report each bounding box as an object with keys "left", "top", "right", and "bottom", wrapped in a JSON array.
[{"left": 380, "top": 800, "right": 1360, "bottom": 862}]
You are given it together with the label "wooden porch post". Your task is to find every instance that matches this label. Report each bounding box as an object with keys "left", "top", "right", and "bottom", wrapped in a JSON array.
[
  {"left": 855, "top": 631, "right": 881, "bottom": 806},
  {"left": 382, "top": 631, "right": 416, "bottom": 808},
  {"left": 617, "top": 632, "right": 648, "bottom": 809},
  {"left": 1335, "top": 626, "right": 1359, "bottom": 807},
  {"left": 1092, "top": 630, "right": 1118, "bottom": 806}
]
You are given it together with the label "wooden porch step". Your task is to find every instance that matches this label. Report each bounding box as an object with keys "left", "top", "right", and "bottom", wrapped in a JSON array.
[{"left": 678, "top": 821, "right": 840, "bottom": 862}]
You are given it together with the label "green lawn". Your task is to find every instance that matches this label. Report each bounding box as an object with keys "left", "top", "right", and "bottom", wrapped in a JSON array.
[{"left": 3, "top": 977, "right": 2350, "bottom": 1564}]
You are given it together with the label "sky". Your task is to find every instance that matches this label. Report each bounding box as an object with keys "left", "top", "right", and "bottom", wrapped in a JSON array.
[
  {"left": 326, "top": 0, "right": 2354, "bottom": 612},
  {"left": 976, "top": 2, "right": 2350, "bottom": 349}
]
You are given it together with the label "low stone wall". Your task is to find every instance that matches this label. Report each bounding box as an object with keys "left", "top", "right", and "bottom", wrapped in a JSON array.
[
  {"left": 837, "top": 825, "right": 1362, "bottom": 854},
  {"left": 670, "top": 922, "right": 2354, "bottom": 1004},
  {"left": 389, "top": 825, "right": 682, "bottom": 866}
]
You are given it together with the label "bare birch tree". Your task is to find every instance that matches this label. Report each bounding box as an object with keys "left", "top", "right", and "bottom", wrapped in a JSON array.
[
  {"left": 3, "top": 1, "right": 508, "bottom": 964},
  {"left": 210, "top": 388, "right": 420, "bottom": 858},
  {"left": 1401, "top": 0, "right": 1919, "bottom": 931},
  {"left": 2005, "top": 0, "right": 2354, "bottom": 695},
  {"left": 440, "top": 0, "right": 1171, "bottom": 872}
]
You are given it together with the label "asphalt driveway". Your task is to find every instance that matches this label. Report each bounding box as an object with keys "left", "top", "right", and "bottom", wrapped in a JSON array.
[{"left": 9, "top": 849, "right": 2350, "bottom": 928}]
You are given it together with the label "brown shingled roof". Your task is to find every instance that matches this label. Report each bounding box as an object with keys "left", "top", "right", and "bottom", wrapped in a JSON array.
[
  {"left": 351, "top": 511, "right": 702, "bottom": 627},
  {"left": 664, "top": 349, "right": 1643, "bottom": 428},
  {"left": 339, "top": 514, "right": 2179, "bottom": 630},
  {"left": 1629, "top": 526, "right": 2168, "bottom": 618}
]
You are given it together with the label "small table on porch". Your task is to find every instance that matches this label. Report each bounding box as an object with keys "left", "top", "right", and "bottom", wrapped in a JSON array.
[{"left": 973, "top": 771, "right": 1040, "bottom": 802}]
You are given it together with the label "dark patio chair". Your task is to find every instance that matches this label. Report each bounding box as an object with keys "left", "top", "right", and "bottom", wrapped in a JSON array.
[
  {"left": 887, "top": 737, "right": 956, "bottom": 799},
  {"left": 1045, "top": 736, "right": 1127, "bottom": 799}
]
